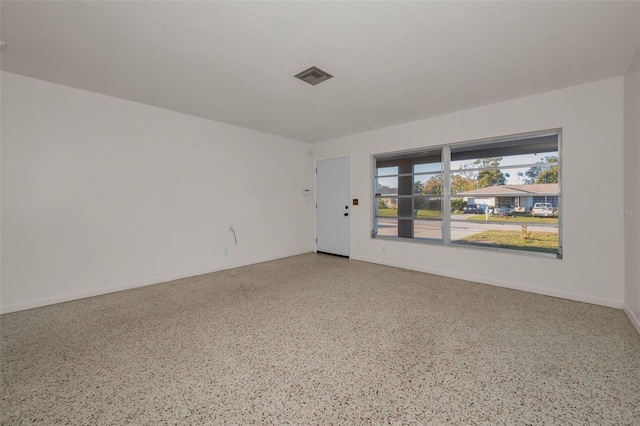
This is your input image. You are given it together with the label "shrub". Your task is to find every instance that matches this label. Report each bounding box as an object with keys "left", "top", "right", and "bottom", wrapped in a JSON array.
[{"left": 450, "top": 198, "right": 467, "bottom": 212}]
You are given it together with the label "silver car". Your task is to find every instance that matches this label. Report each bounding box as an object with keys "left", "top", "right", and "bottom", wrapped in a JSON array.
[{"left": 493, "top": 206, "right": 514, "bottom": 216}]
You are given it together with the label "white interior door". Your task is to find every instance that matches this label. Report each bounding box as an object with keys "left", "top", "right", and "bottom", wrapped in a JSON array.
[{"left": 316, "top": 157, "right": 350, "bottom": 257}]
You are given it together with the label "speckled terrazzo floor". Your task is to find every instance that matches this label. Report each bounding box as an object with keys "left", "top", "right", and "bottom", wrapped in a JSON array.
[{"left": 2, "top": 253, "right": 639, "bottom": 425}]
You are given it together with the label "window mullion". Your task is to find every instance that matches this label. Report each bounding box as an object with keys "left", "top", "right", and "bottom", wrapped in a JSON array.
[{"left": 442, "top": 145, "right": 451, "bottom": 245}]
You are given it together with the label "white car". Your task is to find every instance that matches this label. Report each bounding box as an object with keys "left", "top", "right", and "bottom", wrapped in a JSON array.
[{"left": 531, "top": 203, "right": 556, "bottom": 217}]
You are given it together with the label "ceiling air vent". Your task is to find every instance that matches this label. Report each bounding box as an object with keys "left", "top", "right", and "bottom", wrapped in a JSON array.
[{"left": 294, "top": 66, "right": 333, "bottom": 86}]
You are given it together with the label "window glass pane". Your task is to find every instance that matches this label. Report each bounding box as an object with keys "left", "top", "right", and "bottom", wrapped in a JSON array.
[
  {"left": 451, "top": 151, "right": 558, "bottom": 173},
  {"left": 414, "top": 162, "right": 441, "bottom": 174},
  {"left": 376, "top": 217, "right": 398, "bottom": 237},
  {"left": 451, "top": 160, "right": 514, "bottom": 188},
  {"left": 414, "top": 220, "right": 442, "bottom": 242},
  {"left": 518, "top": 163, "right": 559, "bottom": 184},
  {"left": 500, "top": 152, "right": 558, "bottom": 167},
  {"left": 376, "top": 198, "right": 398, "bottom": 217},
  {"left": 376, "top": 166, "right": 398, "bottom": 177},
  {"left": 376, "top": 176, "right": 398, "bottom": 195},
  {"left": 414, "top": 174, "right": 442, "bottom": 196},
  {"left": 451, "top": 165, "right": 559, "bottom": 214},
  {"left": 449, "top": 166, "right": 558, "bottom": 192},
  {"left": 415, "top": 196, "right": 442, "bottom": 218},
  {"left": 449, "top": 165, "right": 556, "bottom": 192},
  {"left": 450, "top": 172, "right": 479, "bottom": 196},
  {"left": 451, "top": 210, "right": 558, "bottom": 225},
  {"left": 375, "top": 217, "right": 443, "bottom": 242},
  {"left": 532, "top": 196, "right": 559, "bottom": 208}
]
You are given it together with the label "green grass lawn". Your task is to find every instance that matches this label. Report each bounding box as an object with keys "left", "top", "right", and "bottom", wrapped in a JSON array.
[
  {"left": 465, "top": 214, "right": 558, "bottom": 224},
  {"left": 458, "top": 230, "right": 558, "bottom": 253},
  {"left": 377, "top": 208, "right": 441, "bottom": 218}
]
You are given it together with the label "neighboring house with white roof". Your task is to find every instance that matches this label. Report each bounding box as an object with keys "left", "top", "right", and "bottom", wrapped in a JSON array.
[{"left": 455, "top": 183, "right": 559, "bottom": 212}]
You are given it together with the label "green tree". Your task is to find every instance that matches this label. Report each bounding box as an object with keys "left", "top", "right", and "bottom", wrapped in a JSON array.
[
  {"left": 474, "top": 158, "right": 508, "bottom": 188},
  {"left": 518, "top": 156, "right": 558, "bottom": 184},
  {"left": 450, "top": 198, "right": 467, "bottom": 212},
  {"left": 422, "top": 176, "right": 443, "bottom": 196},
  {"left": 535, "top": 165, "right": 558, "bottom": 184},
  {"left": 451, "top": 174, "right": 476, "bottom": 194}
]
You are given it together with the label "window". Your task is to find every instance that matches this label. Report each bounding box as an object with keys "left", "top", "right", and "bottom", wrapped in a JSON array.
[
  {"left": 374, "top": 149, "right": 443, "bottom": 242},
  {"left": 532, "top": 196, "right": 559, "bottom": 208},
  {"left": 373, "top": 131, "right": 562, "bottom": 257}
]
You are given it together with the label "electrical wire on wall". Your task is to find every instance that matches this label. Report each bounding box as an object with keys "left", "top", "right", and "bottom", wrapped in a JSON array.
[{"left": 229, "top": 226, "right": 237, "bottom": 244}]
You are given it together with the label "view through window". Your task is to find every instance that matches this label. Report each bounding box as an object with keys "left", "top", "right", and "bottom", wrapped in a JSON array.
[{"left": 373, "top": 131, "right": 561, "bottom": 256}]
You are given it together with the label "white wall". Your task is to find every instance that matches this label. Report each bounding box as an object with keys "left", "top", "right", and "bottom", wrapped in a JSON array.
[
  {"left": 2, "top": 69, "right": 632, "bottom": 315},
  {"left": 314, "top": 77, "right": 625, "bottom": 308},
  {"left": 624, "top": 50, "right": 640, "bottom": 334},
  {"left": 1, "top": 71, "right": 314, "bottom": 313}
]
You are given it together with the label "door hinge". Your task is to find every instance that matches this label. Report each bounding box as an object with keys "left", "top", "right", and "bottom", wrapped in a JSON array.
[
  {"left": 316, "top": 238, "right": 317, "bottom": 243},
  {"left": 315, "top": 203, "right": 317, "bottom": 208},
  {"left": 315, "top": 168, "right": 317, "bottom": 173}
]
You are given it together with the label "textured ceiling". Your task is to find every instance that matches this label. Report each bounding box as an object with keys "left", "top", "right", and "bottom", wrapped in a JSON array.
[{"left": 1, "top": 1, "right": 639, "bottom": 142}]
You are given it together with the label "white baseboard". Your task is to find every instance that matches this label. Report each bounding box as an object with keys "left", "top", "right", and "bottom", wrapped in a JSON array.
[
  {"left": 3, "top": 251, "right": 625, "bottom": 315},
  {"left": 623, "top": 304, "right": 640, "bottom": 335},
  {"left": 1, "top": 250, "right": 312, "bottom": 314},
  {"left": 350, "top": 255, "right": 624, "bottom": 309}
]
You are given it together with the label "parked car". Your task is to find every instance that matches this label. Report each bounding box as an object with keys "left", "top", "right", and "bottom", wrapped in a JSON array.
[
  {"left": 493, "top": 206, "right": 514, "bottom": 216},
  {"left": 531, "top": 203, "right": 556, "bottom": 217},
  {"left": 463, "top": 204, "right": 483, "bottom": 214}
]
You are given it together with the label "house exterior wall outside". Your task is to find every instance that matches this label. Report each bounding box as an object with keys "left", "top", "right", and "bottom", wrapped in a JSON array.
[
  {"left": 313, "top": 77, "right": 625, "bottom": 308},
  {"left": 518, "top": 197, "right": 534, "bottom": 210},
  {"left": 462, "top": 197, "right": 495, "bottom": 209},
  {"left": 1, "top": 72, "right": 314, "bottom": 313},
  {"left": 532, "top": 196, "right": 559, "bottom": 208},
  {"left": 496, "top": 197, "right": 515, "bottom": 207},
  {"left": 465, "top": 196, "right": 558, "bottom": 211}
]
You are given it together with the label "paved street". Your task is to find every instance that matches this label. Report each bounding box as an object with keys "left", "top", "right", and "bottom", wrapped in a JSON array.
[{"left": 377, "top": 217, "right": 558, "bottom": 241}]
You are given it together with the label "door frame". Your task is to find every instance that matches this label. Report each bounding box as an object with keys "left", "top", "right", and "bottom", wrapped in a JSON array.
[{"left": 314, "top": 155, "right": 351, "bottom": 257}]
